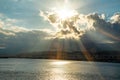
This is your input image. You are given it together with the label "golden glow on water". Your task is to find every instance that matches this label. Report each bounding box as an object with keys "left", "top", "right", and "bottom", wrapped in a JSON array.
[
  {"left": 48, "top": 60, "right": 70, "bottom": 80},
  {"left": 51, "top": 61, "right": 70, "bottom": 65}
]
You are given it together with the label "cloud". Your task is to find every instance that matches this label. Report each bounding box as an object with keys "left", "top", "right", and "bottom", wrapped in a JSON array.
[
  {"left": 40, "top": 11, "right": 115, "bottom": 40},
  {"left": 6, "top": 26, "right": 29, "bottom": 33},
  {"left": 82, "top": 13, "right": 120, "bottom": 41},
  {"left": 0, "top": 12, "right": 120, "bottom": 54},
  {"left": 83, "top": 12, "right": 120, "bottom": 32},
  {"left": 0, "top": 29, "right": 15, "bottom": 36},
  {"left": 0, "top": 13, "right": 18, "bottom": 27},
  {"left": 40, "top": 9, "right": 95, "bottom": 39},
  {"left": 0, "top": 13, "right": 28, "bottom": 36},
  {"left": 0, "top": 41, "right": 6, "bottom": 50},
  {"left": 0, "top": 28, "right": 53, "bottom": 54},
  {"left": 0, "top": 13, "right": 51, "bottom": 54},
  {"left": 84, "top": 13, "right": 110, "bottom": 29},
  {"left": 0, "top": 26, "right": 29, "bottom": 36},
  {"left": 0, "top": 20, "right": 4, "bottom": 28},
  {"left": 40, "top": 10, "right": 120, "bottom": 40},
  {"left": 110, "top": 12, "right": 120, "bottom": 24},
  {"left": 88, "top": 13, "right": 120, "bottom": 29}
]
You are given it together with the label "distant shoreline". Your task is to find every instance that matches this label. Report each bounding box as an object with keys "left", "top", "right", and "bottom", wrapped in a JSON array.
[{"left": 0, "top": 51, "right": 120, "bottom": 63}]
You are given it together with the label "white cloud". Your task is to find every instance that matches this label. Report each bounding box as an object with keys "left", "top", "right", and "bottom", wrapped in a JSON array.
[
  {"left": 0, "top": 29, "right": 15, "bottom": 36},
  {"left": 0, "top": 20, "right": 4, "bottom": 28},
  {"left": 6, "top": 26, "right": 29, "bottom": 33},
  {"left": 0, "top": 13, "right": 28, "bottom": 35},
  {"left": 40, "top": 10, "right": 95, "bottom": 39},
  {"left": 110, "top": 13, "right": 120, "bottom": 24}
]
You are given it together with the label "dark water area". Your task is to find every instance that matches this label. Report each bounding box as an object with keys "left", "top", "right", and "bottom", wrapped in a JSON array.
[{"left": 0, "top": 59, "right": 120, "bottom": 80}]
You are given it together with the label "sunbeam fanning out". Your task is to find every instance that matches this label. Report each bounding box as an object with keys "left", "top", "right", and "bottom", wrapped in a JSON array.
[{"left": 1, "top": 1, "right": 120, "bottom": 80}]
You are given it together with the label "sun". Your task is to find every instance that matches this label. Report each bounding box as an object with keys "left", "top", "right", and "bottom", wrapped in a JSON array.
[
  {"left": 40, "top": 4, "right": 88, "bottom": 39},
  {"left": 55, "top": 7, "right": 77, "bottom": 20}
]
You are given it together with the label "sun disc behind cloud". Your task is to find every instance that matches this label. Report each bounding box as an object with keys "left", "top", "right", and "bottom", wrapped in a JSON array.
[
  {"left": 55, "top": 8, "right": 77, "bottom": 20},
  {"left": 40, "top": 4, "right": 95, "bottom": 39}
]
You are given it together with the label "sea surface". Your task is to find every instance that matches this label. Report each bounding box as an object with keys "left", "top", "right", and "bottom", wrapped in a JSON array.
[{"left": 0, "top": 59, "right": 120, "bottom": 80}]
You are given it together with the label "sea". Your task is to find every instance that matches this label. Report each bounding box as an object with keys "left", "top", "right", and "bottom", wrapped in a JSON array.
[{"left": 0, "top": 59, "right": 120, "bottom": 80}]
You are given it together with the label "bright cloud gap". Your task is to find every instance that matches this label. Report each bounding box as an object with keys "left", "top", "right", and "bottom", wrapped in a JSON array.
[{"left": 40, "top": 8, "right": 95, "bottom": 39}]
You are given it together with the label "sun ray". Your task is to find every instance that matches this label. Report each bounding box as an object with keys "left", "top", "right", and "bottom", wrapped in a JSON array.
[{"left": 77, "top": 40, "right": 94, "bottom": 61}]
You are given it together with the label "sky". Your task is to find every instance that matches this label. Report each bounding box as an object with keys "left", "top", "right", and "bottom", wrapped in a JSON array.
[
  {"left": 0, "top": 0, "right": 120, "bottom": 29},
  {"left": 0, "top": 0, "right": 120, "bottom": 54}
]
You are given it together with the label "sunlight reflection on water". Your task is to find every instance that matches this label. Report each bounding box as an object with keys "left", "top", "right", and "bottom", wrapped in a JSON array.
[
  {"left": 0, "top": 59, "right": 120, "bottom": 80},
  {"left": 44, "top": 60, "right": 72, "bottom": 80},
  {"left": 51, "top": 60, "right": 70, "bottom": 65}
]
